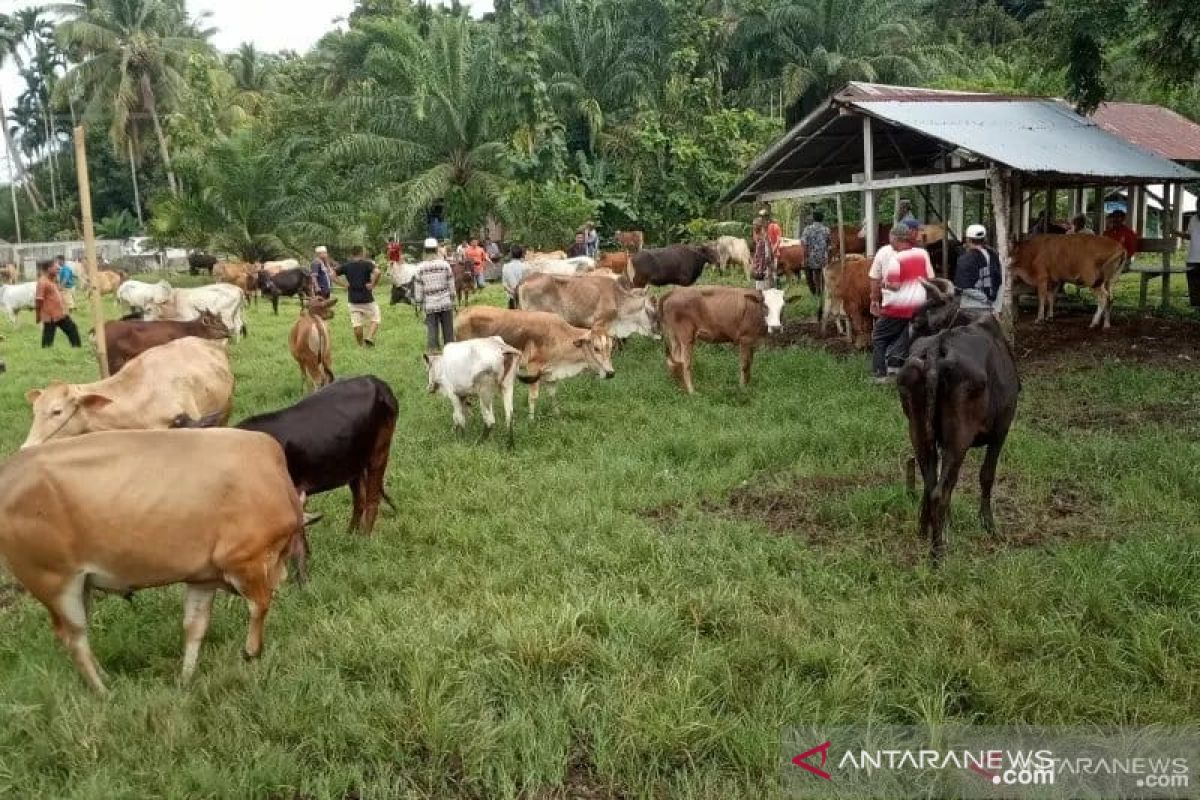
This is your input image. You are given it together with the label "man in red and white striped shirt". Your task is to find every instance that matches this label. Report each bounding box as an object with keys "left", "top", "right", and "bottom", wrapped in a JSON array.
[{"left": 868, "top": 226, "right": 935, "bottom": 383}]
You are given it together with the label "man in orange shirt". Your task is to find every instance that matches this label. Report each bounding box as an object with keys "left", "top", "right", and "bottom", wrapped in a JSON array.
[
  {"left": 35, "top": 259, "right": 81, "bottom": 348},
  {"left": 760, "top": 209, "right": 782, "bottom": 286},
  {"left": 1104, "top": 210, "right": 1139, "bottom": 263},
  {"left": 464, "top": 238, "right": 487, "bottom": 288}
]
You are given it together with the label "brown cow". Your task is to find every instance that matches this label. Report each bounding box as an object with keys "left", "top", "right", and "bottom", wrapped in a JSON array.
[
  {"left": 821, "top": 255, "right": 873, "bottom": 348},
  {"left": 0, "top": 264, "right": 17, "bottom": 284},
  {"left": 451, "top": 260, "right": 476, "bottom": 307},
  {"left": 597, "top": 251, "right": 630, "bottom": 275},
  {"left": 215, "top": 262, "right": 262, "bottom": 306},
  {"left": 518, "top": 273, "right": 657, "bottom": 340},
  {"left": 776, "top": 243, "right": 807, "bottom": 281},
  {"left": 289, "top": 296, "right": 336, "bottom": 392},
  {"left": 615, "top": 230, "right": 645, "bottom": 252},
  {"left": 658, "top": 287, "right": 785, "bottom": 394},
  {"left": 100, "top": 309, "right": 231, "bottom": 374},
  {"left": 0, "top": 428, "right": 306, "bottom": 693},
  {"left": 456, "top": 306, "right": 614, "bottom": 419},
  {"left": 1011, "top": 233, "right": 1126, "bottom": 328}
]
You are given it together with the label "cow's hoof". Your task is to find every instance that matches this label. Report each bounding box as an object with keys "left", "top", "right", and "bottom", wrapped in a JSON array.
[{"left": 242, "top": 649, "right": 261, "bottom": 662}]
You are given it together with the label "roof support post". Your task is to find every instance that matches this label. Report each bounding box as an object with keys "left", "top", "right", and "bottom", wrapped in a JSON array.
[
  {"left": 1046, "top": 188, "right": 1057, "bottom": 230},
  {"left": 1161, "top": 184, "right": 1176, "bottom": 309},
  {"left": 862, "top": 116, "right": 876, "bottom": 255},
  {"left": 989, "top": 164, "right": 1015, "bottom": 343},
  {"left": 950, "top": 154, "right": 964, "bottom": 238},
  {"left": 1094, "top": 186, "right": 1106, "bottom": 235}
]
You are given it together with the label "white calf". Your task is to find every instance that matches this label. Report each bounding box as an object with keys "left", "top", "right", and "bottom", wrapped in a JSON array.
[
  {"left": 116, "top": 279, "right": 172, "bottom": 315},
  {"left": 0, "top": 282, "right": 37, "bottom": 325},
  {"left": 424, "top": 336, "right": 522, "bottom": 442}
]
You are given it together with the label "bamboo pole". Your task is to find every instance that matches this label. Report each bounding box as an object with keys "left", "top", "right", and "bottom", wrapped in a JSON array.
[
  {"left": 988, "top": 165, "right": 1014, "bottom": 343},
  {"left": 75, "top": 126, "right": 109, "bottom": 379}
]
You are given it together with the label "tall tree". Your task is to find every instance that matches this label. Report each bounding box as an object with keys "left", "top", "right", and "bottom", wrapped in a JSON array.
[{"left": 0, "top": 12, "right": 45, "bottom": 211}]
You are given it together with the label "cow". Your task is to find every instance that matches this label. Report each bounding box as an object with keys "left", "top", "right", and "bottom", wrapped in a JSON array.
[
  {"left": 713, "top": 236, "right": 752, "bottom": 277},
  {"left": 451, "top": 260, "right": 477, "bottom": 307},
  {"left": 898, "top": 279, "right": 1020, "bottom": 562},
  {"left": 522, "top": 257, "right": 597, "bottom": 278},
  {"left": 22, "top": 337, "right": 234, "bottom": 448},
  {"left": 174, "top": 376, "right": 399, "bottom": 535},
  {"left": 262, "top": 258, "right": 300, "bottom": 274},
  {"left": 527, "top": 250, "right": 568, "bottom": 263},
  {"left": 775, "top": 243, "right": 807, "bottom": 282},
  {"left": 99, "top": 310, "right": 231, "bottom": 375},
  {"left": 116, "top": 279, "right": 172, "bottom": 315},
  {"left": 215, "top": 262, "right": 262, "bottom": 306},
  {"left": 1010, "top": 233, "right": 1126, "bottom": 328},
  {"left": 597, "top": 251, "right": 630, "bottom": 276},
  {"left": 187, "top": 252, "right": 218, "bottom": 275},
  {"left": 456, "top": 306, "right": 615, "bottom": 419},
  {"left": 518, "top": 273, "right": 657, "bottom": 340},
  {"left": 0, "top": 428, "right": 306, "bottom": 693},
  {"left": 290, "top": 296, "right": 336, "bottom": 392},
  {"left": 424, "top": 336, "right": 522, "bottom": 443},
  {"left": 0, "top": 264, "right": 18, "bottom": 284},
  {"left": 657, "top": 286, "right": 785, "bottom": 394},
  {"left": 93, "top": 269, "right": 126, "bottom": 296},
  {"left": 0, "top": 282, "right": 37, "bottom": 325},
  {"left": 615, "top": 230, "right": 645, "bottom": 252},
  {"left": 258, "top": 267, "right": 312, "bottom": 316},
  {"left": 628, "top": 245, "right": 717, "bottom": 288},
  {"left": 146, "top": 283, "right": 248, "bottom": 340},
  {"left": 821, "top": 255, "right": 873, "bottom": 347}
]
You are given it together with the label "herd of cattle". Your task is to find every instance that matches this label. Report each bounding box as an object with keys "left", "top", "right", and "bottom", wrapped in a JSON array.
[{"left": 0, "top": 223, "right": 1136, "bottom": 692}]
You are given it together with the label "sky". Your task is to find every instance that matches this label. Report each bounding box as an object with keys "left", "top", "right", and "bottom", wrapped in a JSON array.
[{"left": 0, "top": 0, "right": 494, "bottom": 178}]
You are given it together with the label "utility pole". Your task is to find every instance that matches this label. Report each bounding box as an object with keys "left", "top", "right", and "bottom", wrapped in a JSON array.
[{"left": 74, "top": 126, "right": 109, "bottom": 378}]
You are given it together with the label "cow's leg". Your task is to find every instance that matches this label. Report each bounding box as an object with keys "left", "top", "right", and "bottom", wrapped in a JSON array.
[
  {"left": 1090, "top": 285, "right": 1109, "bottom": 329},
  {"left": 449, "top": 394, "right": 468, "bottom": 434},
  {"left": 930, "top": 446, "right": 967, "bottom": 564},
  {"left": 239, "top": 579, "right": 274, "bottom": 661},
  {"left": 348, "top": 477, "right": 365, "bottom": 532},
  {"left": 1035, "top": 282, "right": 1048, "bottom": 323},
  {"left": 52, "top": 572, "right": 107, "bottom": 693},
  {"left": 502, "top": 376, "right": 516, "bottom": 448},
  {"left": 545, "top": 381, "right": 561, "bottom": 415},
  {"left": 478, "top": 385, "right": 496, "bottom": 438},
  {"left": 527, "top": 379, "right": 540, "bottom": 420},
  {"left": 978, "top": 440, "right": 1003, "bottom": 535},
  {"left": 681, "top": 339, "right": 696, "bottom": 394},
  {"left": 359, "top": 417, "right": 396, "bottom": 535},
  {"left": 180, "top": 584, "right": 217, "bottom": 682},
  {"left": 738, "top": 343, "right": 755, "bottom": 387}
]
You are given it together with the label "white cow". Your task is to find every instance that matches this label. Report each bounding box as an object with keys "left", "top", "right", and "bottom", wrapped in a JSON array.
[
  {"left": 262, "top": 258, "right": 300, "bottom": 275},
  {"left": 116, "top": 280, "right": 173, "bottom": 315},
  {"left": 0, "top": 282, "right": 37, "bottom": 325},
  {"left": 523, "top": 256, "right": 596, "bottom": 277},
  {"left": 713, "top": 236, "right": 752, "bottom": 275},
  {"left": 145, "top": 284, "right": 247, "bottom": 341},
  {"left": 424, "top": 336, "right": 522, "bottom": 442}
]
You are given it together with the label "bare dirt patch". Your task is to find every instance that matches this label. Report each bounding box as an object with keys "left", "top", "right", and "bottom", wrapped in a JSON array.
[
  {"left": 1026, "top": 397, "right": 1200, "bottom": 434},
  {"left": 769, "top": 318, "right": 861, "bottom": 356}
]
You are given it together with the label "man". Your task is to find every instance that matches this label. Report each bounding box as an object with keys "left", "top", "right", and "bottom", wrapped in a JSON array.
[
  {"left": 464, "top": 238, "right": 488, "bottom": 289},
  {"left": 953, "top": 224, "right": 1003, "bottom": 312},
  {"left": 413, "top": 237, "right": 455, "bottom": 352},
  {"left": 311, "top": 246, "right": 334, "bottom": 299},
  {"left": 389, "top": 249, "right": 418, "bottom": 307},
  {"left": 1183, "top": 212, "right": 1200, "bottom": 310},
  {"left": 765, "top": 210, "right": 782, "bottom": 286},
  {"left": 584, "top": 222, "right": 599, "bottom": 259},
  {"left": 55, "top": 255, "right": 77, "bottom": 311},
  {"left": 484, "top": 237, "right": 501, "bottom": 263},
  {"left": 869, "top": 226, "right": 935, "bottom": 383},
  {"left": 567, "top": 231, "right": 588, "bottom": 259},
  {"left": 1069, "top": 215, "right": 1093, "bottom": 235},
  {"left": 799, "top": 210, "right": 832, "bottom": 297},
  {"left": 35, "top": 259, "right": 81, "bottom": 349},
  {"left": 334, "top": 245, "right": 381, "bottom": 347},
  {"left": 387, "top": 237, "right": 402, "bottom": 269},
  {"left": 502, "top": 245, "right": 528, "bottom": 310},
  {"left": 1104, "top": 209, "right": 1138, "bottom": 263},
  {"left": 896, "top": 199, "right": 919, "bottom": 231}
]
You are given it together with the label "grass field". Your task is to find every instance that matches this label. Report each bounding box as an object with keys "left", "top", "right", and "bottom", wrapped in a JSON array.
[{"left": 0, "top": 270, "right": 1198, "bottom": 799}]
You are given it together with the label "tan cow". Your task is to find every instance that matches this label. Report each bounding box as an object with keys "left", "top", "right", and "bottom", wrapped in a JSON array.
[
  {"left": 93, "top": 269, "right": 126, "bottom": 296},
  {"left": 1011, "top": 233, "right": 1126, "bottom": 328},
  {"left": 658, "top": 286, "right": 785, "bottom": 394},
  {"left": 0, "top": 264, "right": 17, "bottom": 284},
  {"left": 22, "top": 337, "right": 234, "bottom": 448},
  {"left": 0, "top": 428, "right": 305, "bottom": 693},
  {"left": 518, "top": 273, "right": 657, "bottom": 340},
  {"left": 289, "top": 296, "right": 336, "bottom": 392},
  {"left": 456, "top": 306, "right": 615, "bottom": 419},
  {"left": 215, "top": 261, "right": 262, "bottom": 305},
  {"left": 821, "top": 255, "right": 873, "bottom": 347},
  {"left": 527, "top": 250, "right": 568, "bottom": 263},
  {"left": 597, "top": 251, "right": 630, "bottom": 275},
  {"left": 615, "top": 230, "right": 645, "bottom": 252}
]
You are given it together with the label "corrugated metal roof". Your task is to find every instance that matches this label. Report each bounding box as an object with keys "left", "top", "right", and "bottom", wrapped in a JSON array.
[
  {"left": 1091, "top": 102, "right": 1200, "bottom": 163},
  {"left": 851, "top": 99, "right": 1198, "bottom": 182},
  {"left": 837, "top": 81, "right": 1019, "bottom": 103}
]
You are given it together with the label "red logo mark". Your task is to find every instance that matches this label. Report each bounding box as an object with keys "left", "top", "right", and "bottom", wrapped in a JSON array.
[{"left": 793, "top": 741, "right": 833, "bottom": 780}]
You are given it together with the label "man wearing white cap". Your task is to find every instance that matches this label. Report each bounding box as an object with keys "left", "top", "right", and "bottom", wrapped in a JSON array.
[
  {"left": 311, "top": 246, "right": 334, "bottom": 299},
  {"left": 412, "top": 237, "right": 456, "bottom": 352},
  {"left": 953, "top": 224, "right": 1002, "bottom": 312}
]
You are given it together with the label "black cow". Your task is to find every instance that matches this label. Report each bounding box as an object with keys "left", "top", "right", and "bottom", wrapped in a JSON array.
[
  {"left": 923, "top": 237, "right": 964, "bottom": 280},
  {"left": 174, "top": 376, "right": 399, "bottom": 543},
  {"left": 628, "top": 245, "right": 718, "bottom": 288},
  {"left": 188, "top": 252, "right": 218, "bottom": 275},
  {"left": 898, "top": 279, "right": 1020, "bottom": 563},
  {"left": 259, "top": 267, "right": 313, "bottom": 315}
]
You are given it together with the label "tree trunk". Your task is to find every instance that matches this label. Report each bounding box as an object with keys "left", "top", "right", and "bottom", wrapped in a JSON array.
[
  {"left": 128, "top": 135, "right": 144, "bottom": 228},
  {"left": 0, "top": 84, "right": 45, "bottom": 212},
  {"left": 43, "top": 109, "right": 58, "bottom": 210},
  {"left": 141, "top": 75, "right": 178, "bottom": 197}
]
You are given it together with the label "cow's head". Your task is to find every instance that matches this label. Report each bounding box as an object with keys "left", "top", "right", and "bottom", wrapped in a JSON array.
[
  {"left": 22, "top": 382, "right": 113, "bottom": 448},
  {"left": 911, "top": 278, "right": 962, "bottom": 337},
  {"left": 577, "top": 330, "right": 615, "bottom": 379},
  {"left": 761, "top": 288, "right": 785, "bottom": 333},
  {"left": 613, "top": 288, "right": 658, "bottom": 339},
  {"left": 305, "top": 296, "right": 337, "bottom": 320},
  {"left": 694, "top": 244, "right": 719, "bottom": 265},
  {"left": 422, "top": 352, "right": 443, "bottom": 394},
  {"left": 197, "top": 309, "right": 232, "bottom": 340}
]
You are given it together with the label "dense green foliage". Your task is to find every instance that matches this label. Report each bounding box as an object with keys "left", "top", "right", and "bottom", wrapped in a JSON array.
[{"left": 0, "top": 0, "right": 1197, "bottom": 246}]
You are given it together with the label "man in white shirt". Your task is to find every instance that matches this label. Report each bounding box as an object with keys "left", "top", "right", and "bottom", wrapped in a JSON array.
[
  {"left": 1184, "top": 213, "right": 1200, "bottom": 310},
  {"left": 502, "top": 245, "right": 528, "bottom": 309}
]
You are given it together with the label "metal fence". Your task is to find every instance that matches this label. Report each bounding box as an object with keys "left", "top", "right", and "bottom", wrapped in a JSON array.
[{"left": 0, "top": 240, "right": 188, "bottom": 279}]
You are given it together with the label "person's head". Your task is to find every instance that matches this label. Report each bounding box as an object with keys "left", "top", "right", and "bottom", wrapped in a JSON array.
[
  {"left": 315, "top": 245, "right": 329, "bottom": 261},
  {"left": 423, "top": 237, "right": 439, "bottom": 255},
  {"left": 470, "top": 238, "right": 479, "bottom": 247},
  {"left": 38, "top": 259, "right": 57, "bottom": 277},
  {"left": 1112, "top": 210, "right": 1128, "bottom": 227},
  {"left": 350, "top": 245, "right": 365, "bottom": 258},
  {"left": 586, "top": 221, "right": 595, "bottom": 231},
  {"left": 55, "top": 255, "right": 66, "bottom": 266},
  {"left": 388, "top": 236, "right": 396, "bottom": 243},
  {"left": 1072, "top": 214, "right": 1088, "bottom": 231},
  {"left": 812, "top": 210, "right": 825, "bottom": 224},
  {"left": 898, "top": 199, "right": 913, "bottom": 216},
  {"left": 574, "top": 231, "right": 585, "bottom": 243},
  {"left": 906, "top": 220, "right": 921, "bottom": 243},
  {"left": 510, "top": 245, "right": 526, "bottom": 260},
  {"left": 965, "top": 223, "right": 987, "bottom": 249},
  {"left": 889, "top": 225, "right": 912, "bottom": 249}
]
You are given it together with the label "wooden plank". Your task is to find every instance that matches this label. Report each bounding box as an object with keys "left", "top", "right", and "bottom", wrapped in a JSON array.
[
  {"left": 989, "top": 164, "right": 1014, "bottom": 342},
  {"left": 863, "top": 116, "right": 876, "bottom": 256},
  {"left": 74, "top": 126, "right": 109, "bottom": 379},
  {"left": 758, "top": 168, "right": 991, "bottom": 202},
  {"left": 1161, "top": 184, "right": 1174, "bottom": 309}
]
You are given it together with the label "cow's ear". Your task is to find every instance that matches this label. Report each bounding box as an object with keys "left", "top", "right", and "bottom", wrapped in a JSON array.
[
  {"left": 78, "top": 393, "right": 113, "bottom": 410},
  {"left": 24, "top": 388, "right": 41, "bottom": 405},
  {"left": 328, "top": 298, "right": 338, "bottom": 307}
]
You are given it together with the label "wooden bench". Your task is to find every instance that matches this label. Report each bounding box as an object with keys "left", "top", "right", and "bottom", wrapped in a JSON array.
[{"left": 1128, "top": 263, "right": 1190, "bottom": 308}]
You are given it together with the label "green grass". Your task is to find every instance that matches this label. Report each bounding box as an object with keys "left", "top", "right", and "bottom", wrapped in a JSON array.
[{"left": 0, "top": 273, "right": 1198, "bottom": 799}]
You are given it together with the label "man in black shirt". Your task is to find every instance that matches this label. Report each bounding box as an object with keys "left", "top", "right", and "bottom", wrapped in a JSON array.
[
  {"left": 335, "top": 245, "right": 382, "bottom": 347},
  {"left": 567, "top": 231, "right": 588, "bottom": 258},
  {"left": 953, "top": 224, "right": 1002, "bottom": 312}
]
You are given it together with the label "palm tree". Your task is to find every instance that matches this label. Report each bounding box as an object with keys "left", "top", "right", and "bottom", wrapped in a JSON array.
[
  {"left": 0, "top": 13, "right": 45, "bottom": 212},
  {"left": 329, "top": 17, "right": 510, "bottom": 231},
  {"left": 56, "top": 0, "right": 213, "bottom": 197}
]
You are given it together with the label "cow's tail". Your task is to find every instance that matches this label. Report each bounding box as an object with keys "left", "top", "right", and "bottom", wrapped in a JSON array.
[{"left": 1099, "top": 249, "right": 1127, "bottom": 286}]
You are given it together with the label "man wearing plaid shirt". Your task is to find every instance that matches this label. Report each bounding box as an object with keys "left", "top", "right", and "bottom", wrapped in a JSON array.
[{"left": 413, "top": 237, "right": 456, "bottom": 353}]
